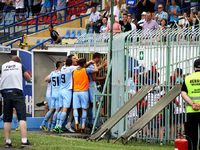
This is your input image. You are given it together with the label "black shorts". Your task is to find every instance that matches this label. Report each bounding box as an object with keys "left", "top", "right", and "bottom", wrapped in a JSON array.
[
  {"left": 32, "top": 4, "right": 41, "bottom": 14},
  {"left": 2, "top": 91, "right": 26, "bottom": 122},
  {"left": 16, "top": 8, "right": 25, "bottom": 16}
]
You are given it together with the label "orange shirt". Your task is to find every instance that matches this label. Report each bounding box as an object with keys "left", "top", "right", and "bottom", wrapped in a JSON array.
[{"left": 73, "top": 68, "right": 89, "bottom": 91}]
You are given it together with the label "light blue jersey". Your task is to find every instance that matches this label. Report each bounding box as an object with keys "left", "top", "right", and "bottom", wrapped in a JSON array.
[
  {"left": 49, "top": 70, "right": 61, "bottom": 109},
  {"left": 49, "top": 70, "right": 61, "bottom": 98},
  {"left": 88, "top": 64, "right": 98, "bottom": 103},
  {"left": 59, "top": 65, "right": 77, "bottom": 108},
  {"left": 46, "top": 83, "right": 52, "bottom": 109},
  {"left": 60, "top": 65, "right": 77, "bottom": 90}
]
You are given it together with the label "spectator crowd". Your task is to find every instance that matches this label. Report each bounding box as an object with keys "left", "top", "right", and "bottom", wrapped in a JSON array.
[
  {"left": 86, "top": 0, "right": 200, "bottom": 34},
  {"left": 0, "top": 0, "right": 199, "bottom": 27}
]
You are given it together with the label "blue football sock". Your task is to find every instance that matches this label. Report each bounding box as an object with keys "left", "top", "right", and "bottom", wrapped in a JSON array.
[
  {"left": 81, "top": 110, "right": 87, "bottom": 128},
  {"left": 41, "top": 111, "right": 52, "bottom": 127},
  {"left": 51, "top": 111, "right": 58, "bottom": 130},
  {"left": 12, "top": 114, "right": 18, "bottom": 128},
  {"left": 88, "top": 106, "right": 93, "bottom": 126},
  {"left": 47, "top": 121, "right": 51, "bottom": 131},
  {"left": 59, "top": 112, "right": 66, "bottom": 127},
  {"left": 56, "top": 111, "right": 61, "bottom": 126},
  {"left": 73, "top": 109, "right": 79, "bottom": 124}
]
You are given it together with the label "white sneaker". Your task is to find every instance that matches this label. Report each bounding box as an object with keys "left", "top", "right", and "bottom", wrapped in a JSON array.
[{"left": 65, "top": 124, "right": 75, "bottom": 133}]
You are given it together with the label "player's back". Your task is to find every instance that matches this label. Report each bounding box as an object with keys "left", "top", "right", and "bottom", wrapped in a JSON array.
[
  {"left": 60, "top": 66, "right": 77, "bottom": 90},
  {"left": 50, "top": 70, "right": 61, "bottom": 97}
]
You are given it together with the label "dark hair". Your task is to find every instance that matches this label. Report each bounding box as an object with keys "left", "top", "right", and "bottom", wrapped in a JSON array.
[
  {"left": 77, "top": 58, "right": 86, "bottom": 67},
  {"left": 123, "top": 12, "right": 128, "bottom": 16},
  {"left": 93, "top": 52, "right": 101, "bottom": 59},
  {"left": 56, "top": 61, "right": 62, "bottom": 69},
  {"left": 103, "top": 17, "right": 108, "bottom": 20},
  {"left": 49, "top": 24, "right": 53, "bottom": 29},
  {"left": 175, "top": 68, "right": 183, "bottom": 75},
  {"left": 67, "top": 54, "right": 74, "bottom": 60},
  {"left": 65, "top": 58, "right": 72, "bottom": 66}
]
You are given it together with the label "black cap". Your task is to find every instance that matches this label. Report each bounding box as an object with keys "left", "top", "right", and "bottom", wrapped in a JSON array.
[{"left": 194, "top": 58, "right": 200, "bottom": 68}]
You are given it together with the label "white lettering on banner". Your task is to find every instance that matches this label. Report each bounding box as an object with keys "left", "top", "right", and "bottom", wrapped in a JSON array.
[
  {"left": 0, "top": 45, "right": 11, "bottom": 53},
  {"left": 128, "top": 1, "right": 135, "bottom": 5},
  {"left": 25, "top": 95, "right": 33, "bottom": 116}
]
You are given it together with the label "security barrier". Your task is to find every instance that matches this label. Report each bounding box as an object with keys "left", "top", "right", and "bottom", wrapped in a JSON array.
[{"left": 108, "top": 27, "right": 200, "bottom": 143}]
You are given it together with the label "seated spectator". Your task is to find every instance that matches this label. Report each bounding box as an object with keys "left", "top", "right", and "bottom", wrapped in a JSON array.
[
  {"left": 154, "top": 4, "right": 168, "bottom": 25},
  {"left": 168, "top": 0, "right": 181, "bottom": 27},
  {"left": 143, "top": 12, "right": 159, "bottom": 30},
  {"left": 106, "top": 15, "right": 121, "bottom": 34},
  {"left": 154, "top": 0, "right": 168, "bottom": 11},
  {"left": 178, "top": 12, "right": 189, "bottom": 28},
  {"left": 56, "top": 0, "right": 66, "bottom": 24},
  {"left": 40, "top": 0, "right": 52, "bottom": 22},
  {"left": 128, "top": 15, "right": 137, "bottom": 31},
  {"left": 138, "top": 11, "right": 146, "bottom": 28},
  {"left": 49, "top": 24, "right": 61, "bottom": 44},
  {"left": 100, "top": 17, "right": 108, "bottom": 33},
  {"left": 126, "top": 0, "right": 138, "bottom": 19},
  {"left": 86, "top": 5, "right": 100, "bottom": 33},
  {"left": 15, "top": 0, "right": 25, "bottom": 23},
  {"left": 119, "top": 13, "right": 132, "bottom": 32},
  {"left": 32, "top": 0, "right": 41, "bottom": 17},
  {"left": 92, "top": 4, "right": 110, "bottom": 33},
  {"left": 159, "top": 18, "right": 167, "bottom": 29}
]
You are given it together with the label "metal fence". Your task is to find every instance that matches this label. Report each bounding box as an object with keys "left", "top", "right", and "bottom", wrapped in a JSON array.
[
  {"left": 117, "top": 27, "right": 200, "bottom": 143},
  {"left": 72, "top": 28, "right": 200, "bottom": 144}
]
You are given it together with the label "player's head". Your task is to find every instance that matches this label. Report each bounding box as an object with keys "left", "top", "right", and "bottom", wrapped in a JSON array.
[
  {"left": 93, "top": 52, "right": 102, "bottom": 63},
  {"left": 65, "top": 58, "right": 72, "bottom": 67},
  {"left": 56, "top": 61, "right": 63, "bottom": 69},
  {"left": 77, "top": 58, "right": 86, "bottom": 68},
  {"left": 11, "top": 56, "right": 21, "bottom": 63},
  {"left": 67, "top": 54, "right": 77, "bottom": 66},
  {"left": 194, "top": 58, "right": 200, "bottom": 72}
]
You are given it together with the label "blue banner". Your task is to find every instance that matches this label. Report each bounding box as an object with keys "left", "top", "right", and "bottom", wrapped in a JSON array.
[{"left": 19, "top": 50, "right": 32, "bottom": 117}]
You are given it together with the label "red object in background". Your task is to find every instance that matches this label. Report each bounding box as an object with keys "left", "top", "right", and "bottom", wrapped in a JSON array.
[{"left": 175, "top": 138, "right": 188, "bottom": 150}]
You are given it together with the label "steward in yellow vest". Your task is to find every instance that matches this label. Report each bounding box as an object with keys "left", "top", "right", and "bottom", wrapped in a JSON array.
[{"left": 181, "top": 58, "right": 200, "bottom": 150}]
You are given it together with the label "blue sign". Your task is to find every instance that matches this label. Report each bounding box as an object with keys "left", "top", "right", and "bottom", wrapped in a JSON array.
[{"left": 19, "top": 50, "right": 32, "bottom": 117}]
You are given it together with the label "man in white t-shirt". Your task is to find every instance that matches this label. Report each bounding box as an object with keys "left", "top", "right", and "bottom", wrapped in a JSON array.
[
  {"left": 0, "top": 56, "right": 31, "bottom": 148},
  {"left": 86, "top": 5, "right": 100, "bottom": 33},
  {"left": 15, "top": 0, "right": 25, "bottom": 22}
]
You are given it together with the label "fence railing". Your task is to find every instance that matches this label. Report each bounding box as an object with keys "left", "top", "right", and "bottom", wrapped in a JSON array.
[
  {"left": 122, "top": 27, "right": 200, "bottom": 143},
  {"left": 86, "top": 27, "right": 200, "bottom": 144},
  {"left": 0, "top": 0, "right": 102, "bottom": 44}
]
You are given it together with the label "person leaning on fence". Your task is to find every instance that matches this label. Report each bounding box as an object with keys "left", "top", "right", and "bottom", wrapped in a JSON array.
[
  {"left": 181, "top": 58, "right": 200, "bottom": 150},
  {"left": 0, "top": 56, "right": 31, "bottom": 148},
  {"left": 49, "top": 24, "right": 61, "bottom": 44}
]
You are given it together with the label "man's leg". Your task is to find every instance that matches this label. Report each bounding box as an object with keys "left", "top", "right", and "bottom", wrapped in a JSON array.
[
  {"left": 4, "top": 122, "right": 11, "bottom": 142},
  {"left": 3, "top": 93, "right": 13, "bottom": 147},
  {"left": 185, "top": 115, "right": 198, "bottom": 150},
  {"left": 19, "top": 120, "right": 27, "bottom": 139}
]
